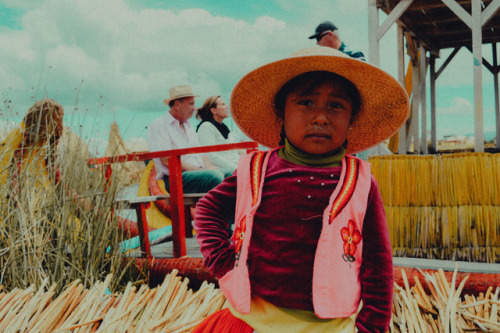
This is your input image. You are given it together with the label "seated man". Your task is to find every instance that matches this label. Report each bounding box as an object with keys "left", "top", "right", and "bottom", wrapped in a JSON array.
[{"left": 147, "top": 85, "right": 233, "bottom": 193}]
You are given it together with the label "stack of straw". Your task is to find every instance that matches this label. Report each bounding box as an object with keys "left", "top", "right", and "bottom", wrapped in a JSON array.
[
  {"left": 369, "top": 153, "right": 500, "bottom": 263},
  {"left": 0, "top": 269, "right": 225, "bottom": 332},
  {"left": 392, "top": 265, "right": 499, "bottom": 332}
]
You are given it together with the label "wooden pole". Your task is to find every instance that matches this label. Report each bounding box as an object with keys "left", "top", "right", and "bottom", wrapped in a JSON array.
[
  {"left": 472, "top": 0, "right": 484, "bottom": 152},
  {"left": 430, "top": 55, "right": 437, "bottom": 152},
  {"left": 368, "top": 0, "right": 380, "bottom": 66},
  {"left": 493, "top": 43, "right": 500, "bottom": 149},
  {"left": 168, "top": 155, "right": 187, "bottom": 258},
  {"left": 398, "top": 23, "right": 407, "bottom": 155},
  {"left": 420, "top": 44, "right": 428, "bottom": 155}
]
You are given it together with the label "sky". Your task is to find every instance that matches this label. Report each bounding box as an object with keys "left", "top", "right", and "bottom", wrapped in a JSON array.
[{"left": 0, "top": 0, "right": 498, "bottom": 155}]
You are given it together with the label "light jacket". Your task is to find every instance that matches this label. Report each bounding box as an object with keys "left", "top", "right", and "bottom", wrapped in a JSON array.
[{"left": 219, "top": 148, "right": 372, "bottom": 319}]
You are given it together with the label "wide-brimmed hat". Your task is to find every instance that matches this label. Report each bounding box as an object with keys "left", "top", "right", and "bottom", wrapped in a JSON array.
[
  {"left": 230, "top": 46, "right": 410, "bottom": 154},
  {"left": 164, "top": 85, "right": 199, "bottom": 105},
  {"left": 308, "top": 21, "right": 338, "bottom": 39}
]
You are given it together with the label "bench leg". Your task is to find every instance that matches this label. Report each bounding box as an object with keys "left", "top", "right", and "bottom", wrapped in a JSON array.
[
  {"left": 184, "top": 205, "right": 193, "bottom": 238},
  {"left": 135, "top": 203, "right": 152, "bottom": 261}
]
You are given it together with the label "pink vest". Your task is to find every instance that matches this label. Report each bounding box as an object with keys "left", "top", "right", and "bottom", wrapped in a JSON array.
[{"left": 219, "top": 149, "right": 372, "bottom": 319}]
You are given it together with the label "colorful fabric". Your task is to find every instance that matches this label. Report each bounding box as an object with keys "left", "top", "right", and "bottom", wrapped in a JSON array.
[
  {"left": 0, "top": 124, "right": 53, "bottom": 195},
  {"left": 229, "top": 295, "right": 355, "bottom": 333},
  {"left": 329, "top": 157, "right": 358, "bottom": 223},
  {"left": 338, "top": 42, "right": 366, "bottom": 61},
  {"left": 191, "top": 308, "right": 254, "bottom": 333},
  {"left": 194, "top": 150, "right": 393, "bottom": 332},
  {"left": 200, "top": 149, "right": 374, "bottom": 317}
]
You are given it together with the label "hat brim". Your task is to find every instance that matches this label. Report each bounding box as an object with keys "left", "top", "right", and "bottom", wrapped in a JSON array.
[
  {"left": 230, "top": 50, "right": 410, "bottom": 154},
  {"left": 308, "top": 32, "right": 321, "bottom": 39},
  {"left": 164, "top": 94, "right": 200, "bottom": 105}
]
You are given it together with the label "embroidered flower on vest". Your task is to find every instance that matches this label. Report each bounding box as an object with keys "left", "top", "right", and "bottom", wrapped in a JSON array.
[
  {"left": 341, "top": 220, "right": 361, "bottom": 263},
  {"left": 232, "top": 216, "right": 247, "bottom": 263}
]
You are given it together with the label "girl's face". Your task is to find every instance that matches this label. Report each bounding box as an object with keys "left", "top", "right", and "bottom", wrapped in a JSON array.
[
  {"left": 283, "top": 81, "right": 352, "bottom": 155},
  {"left": 211, "top": 97, "right": 229, "bottom": 123}
]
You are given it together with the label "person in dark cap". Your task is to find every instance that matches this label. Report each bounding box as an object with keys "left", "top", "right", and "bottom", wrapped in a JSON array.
[{"left": 309, "top": 21, "right": 366, "bottom": 61}]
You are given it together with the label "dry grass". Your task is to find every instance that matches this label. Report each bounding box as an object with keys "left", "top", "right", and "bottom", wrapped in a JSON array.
[{"left": 0, "top": 126, "right": 141, "bottom": 295}]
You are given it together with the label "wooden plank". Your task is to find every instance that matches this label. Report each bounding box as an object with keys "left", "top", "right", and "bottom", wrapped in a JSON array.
[
  {"left": 377, "top": 0, "right": 414, "bottom": 41},
  {"left": 117, "top": 193, "right": 205, "bottom": 207},
  {"left": 420, "top": 44, "right": 428, "bottom": 155},
  {"left": 168, "top": 155, "right": 186, "bottom": 258},
  {"left": 436, "top": 47, "right": 461, "bottom": 79},
  {"left": 441, "top": 0, "right": 472, "bottom": 29},
  {"left": 494, "top": 43, "right": 500, "bottom": 149},
  {"left": 88, "top": 141, "right": 258, "bottom": 165},
  {"left": 369, "top": 0, "right": 380, "bottom": 66},
  {"left": 482, "top": 0, "right": 500, "bottom": 26},
  {"left": 473, "top": 0, "right": 485, "bottom": 152},
  {"left": 135, "top": 203, "right": 152, "bottom": 260},
  {"left": 430, "top": 56, "right": 437, "bottom": 152},
  {"left": 398, "top": 23, "right": 407, "bottom": 154}
]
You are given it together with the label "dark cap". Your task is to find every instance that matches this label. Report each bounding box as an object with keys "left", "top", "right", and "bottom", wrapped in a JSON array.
[{"left": 308, "top": 21, "right": 338, "bottom": 39}]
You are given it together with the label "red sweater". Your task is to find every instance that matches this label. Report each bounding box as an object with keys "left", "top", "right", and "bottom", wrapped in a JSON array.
[{"left": 195, "top": 152, "right": 393, "bottom": 332}]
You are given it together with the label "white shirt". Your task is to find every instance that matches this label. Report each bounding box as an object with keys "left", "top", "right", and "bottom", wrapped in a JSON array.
[
  {"left": 196, "top": 121, "right": 240, "bottom": 170},
  {"left": 147, "top": 112, "right": 204, "bottom": 179}
]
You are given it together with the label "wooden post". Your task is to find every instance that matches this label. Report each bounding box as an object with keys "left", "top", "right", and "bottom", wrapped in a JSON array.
[
  {"left": 398, "top": 23, "right": 407, "bottom": 155},
  {"left": 368, "top": 0, "right": 380, "bottom": 66},
  {"left": 168, "top": 155, "right": 187, "bottom": 258},
  {"left": 493, "top": 43, "right": 500, "bottom": 149},
  {"left": 135, "top": 203, "right": 152, "bottom": 261},
  {"left": 420, "top": 44, "right": 428, "bottom": 155},
  {"left": 408, "top": 61, "right": 420, "bottom": 153},
  {"left": 430, "top": 55, "right": 437, "bottom": 152},
  {"left": 472, "top": 0, "right": 484, "bottom": 152}
]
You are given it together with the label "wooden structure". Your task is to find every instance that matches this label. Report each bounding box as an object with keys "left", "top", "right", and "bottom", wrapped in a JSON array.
[
  {"left": 88, "top": 141, "right": 258, "bottom": 259},
  {"left": 368, "top": 0, "right": 500, "bottom": 153}
]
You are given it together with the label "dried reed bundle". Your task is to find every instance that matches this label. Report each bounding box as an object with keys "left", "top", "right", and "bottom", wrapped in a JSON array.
[
  {"left": 391, "top": 265, "right": 500, "bottom": 332},
  {"left": 370, "top": 153, "right": 500, "bottom": 263},
  {"left": 0, "top": 270, "right": 226, "bottom": 333},
  {"left": 371, "top": 153, "right": 500, "bottom": 207}
]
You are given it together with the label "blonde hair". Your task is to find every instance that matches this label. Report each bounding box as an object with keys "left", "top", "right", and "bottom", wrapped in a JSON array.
[{"left": 23, "top": 98, "right": 64, "bottom": 147}]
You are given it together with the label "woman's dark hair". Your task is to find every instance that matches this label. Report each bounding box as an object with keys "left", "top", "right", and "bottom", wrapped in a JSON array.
[
  {"left": 273, "top": 71, "right": 361, "bottom": 121},
  {"left": 196, "top": 95, "right": 221, "bottom": 122}
]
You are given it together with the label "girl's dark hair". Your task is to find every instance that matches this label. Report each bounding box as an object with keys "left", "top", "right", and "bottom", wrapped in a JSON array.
[{"left": 273, "top": 71, "right": 361, "bottom": 121}]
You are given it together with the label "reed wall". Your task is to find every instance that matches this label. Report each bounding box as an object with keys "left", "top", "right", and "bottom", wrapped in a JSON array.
[{"left": 369, "top": 153, "right": 500, "bottom": 263}]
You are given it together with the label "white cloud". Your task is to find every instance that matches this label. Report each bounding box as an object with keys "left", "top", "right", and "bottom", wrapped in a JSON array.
[
  {"left": 0, "top": 0, "right": 301, "bottom": 116},
  {"left": 437, "top": 97, "right": 473, "bottom": 115},
  {"left": 253, "top": 16, "right": 286, "bottom": 34}
]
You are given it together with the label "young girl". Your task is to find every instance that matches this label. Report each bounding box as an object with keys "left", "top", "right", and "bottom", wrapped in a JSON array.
[{"left": 193, "top": 46, "right": 409, "bottom": 333}]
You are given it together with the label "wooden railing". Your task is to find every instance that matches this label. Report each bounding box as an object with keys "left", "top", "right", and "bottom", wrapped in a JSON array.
[{"left": 88, "top": 141, "right": 259, "bottom": 258}]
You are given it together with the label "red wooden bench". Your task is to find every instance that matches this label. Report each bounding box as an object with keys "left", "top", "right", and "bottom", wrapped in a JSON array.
[{"left": 88, "top": 141, "right": 259, "bottom": 261}]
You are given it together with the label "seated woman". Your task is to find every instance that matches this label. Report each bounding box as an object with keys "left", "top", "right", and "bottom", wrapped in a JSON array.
[
  {"left": 196, "top": 95, "right": 242, "bottom": 171},
  {"left": 1, "top": 98, "right": 64, "bottom": 191}
]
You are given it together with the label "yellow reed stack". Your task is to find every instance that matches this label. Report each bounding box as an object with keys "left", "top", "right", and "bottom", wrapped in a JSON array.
[{"left": 369, "top": 153, "right": 499, "bottom": 263}]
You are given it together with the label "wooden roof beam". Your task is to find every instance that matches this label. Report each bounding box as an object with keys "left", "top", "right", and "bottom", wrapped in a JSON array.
[
  {"left": 482, "top": 0, "right": 500, "bottom": 25},
  {"left": 442, "top": 0, "right": 473, "bottom": 28},
  {"left": 378, "top": 0, "right": 473, "bottom": 12},
  {"left": 377, "top": 0, "right": 414, "bottom": 40}
]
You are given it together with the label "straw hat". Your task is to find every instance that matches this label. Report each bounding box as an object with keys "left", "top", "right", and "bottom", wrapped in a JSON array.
[
  {"left": 163, "top": 85, "right": 200, "bottom": 105},
  {"left": 230, "top": 46, "right": 410, "bottom": 154}
]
